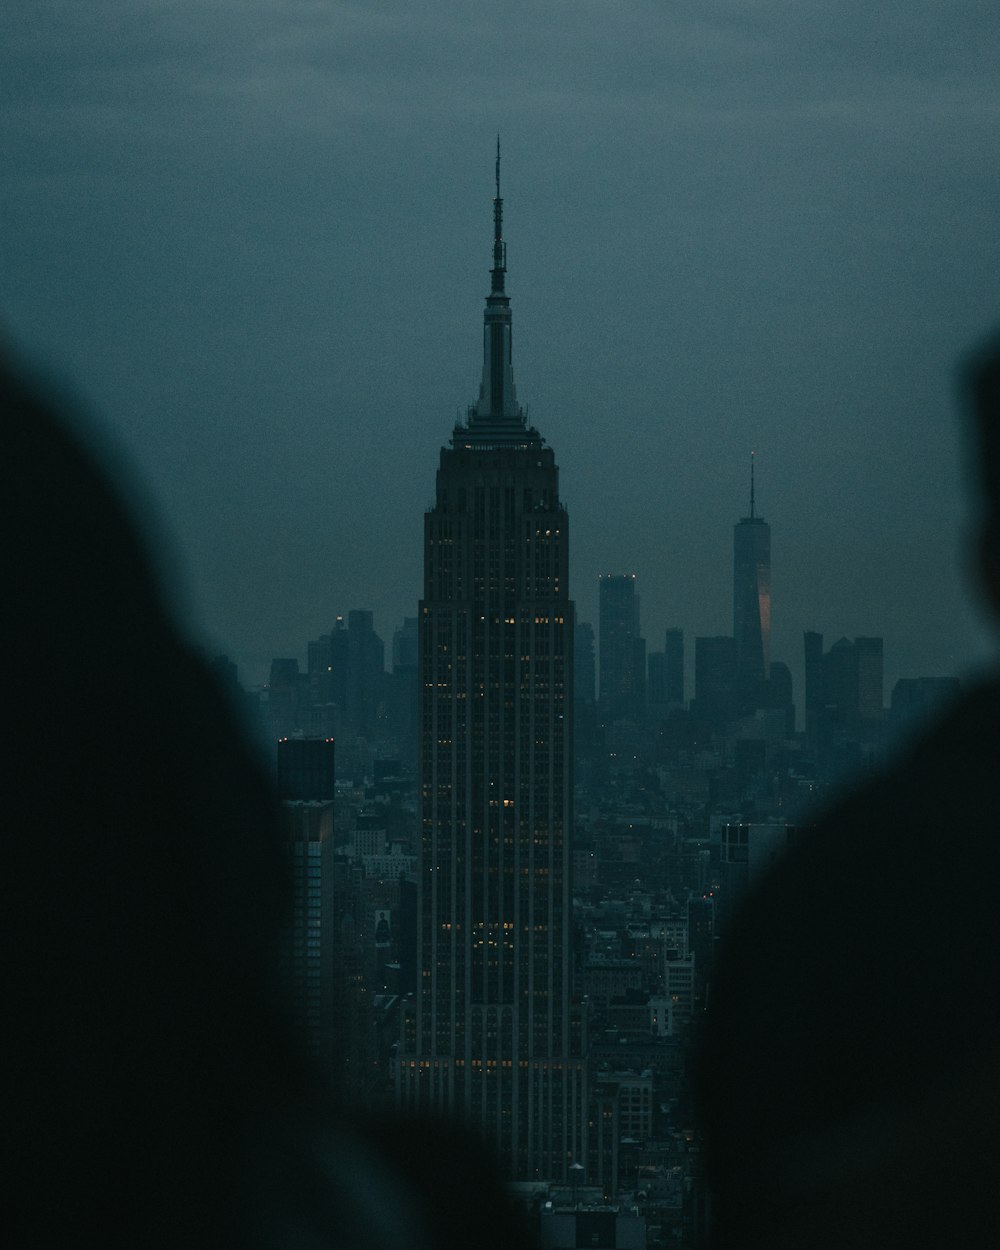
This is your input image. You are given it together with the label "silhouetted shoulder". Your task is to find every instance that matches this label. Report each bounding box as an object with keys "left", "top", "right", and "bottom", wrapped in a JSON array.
[{"left": 699, "top": 679, "right": 1000, "bottom": 1244}]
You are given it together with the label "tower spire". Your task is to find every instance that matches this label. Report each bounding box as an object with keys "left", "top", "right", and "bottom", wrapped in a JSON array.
[
  {"left": 458, "top": 140, "right": 533, "bottom": 442},
  {"left": 750, "top": 451, "right": 756, "bottom": 519},
  {"left": 491, "top": 134, "right": 506, "bottom": 294}
]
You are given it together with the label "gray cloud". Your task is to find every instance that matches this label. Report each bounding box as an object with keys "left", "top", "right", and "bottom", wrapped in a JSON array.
[{"left": 3, "top": 0, "right": 998, "bottom": 694}]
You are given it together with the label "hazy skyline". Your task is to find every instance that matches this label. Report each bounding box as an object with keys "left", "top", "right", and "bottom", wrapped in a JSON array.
[{"left": 4, "top": 1, "right": 999, "bottom": 695}]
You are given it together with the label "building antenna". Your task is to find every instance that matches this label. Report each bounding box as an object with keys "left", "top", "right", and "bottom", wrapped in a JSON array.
[
  {"left": 491, "top": 134, "right": 506, "bottom": 293},
  {"left": 750, "top": 451, "right": 756, "bottom": 519}
]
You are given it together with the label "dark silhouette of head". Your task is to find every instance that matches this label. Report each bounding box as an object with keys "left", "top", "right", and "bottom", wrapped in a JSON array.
[
  {"left": 1, "top": 358, "right": 308, "bottom": 1246},
  {"left": 698, "top": 329, "right": 1000, "bottom": 1249},
  {"left": 965, "top": 333, "right": 1000, "bottom": 619}
]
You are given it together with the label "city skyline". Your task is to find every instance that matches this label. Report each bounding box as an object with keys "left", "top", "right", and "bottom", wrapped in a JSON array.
[{"left": 4, "top": 2, "right": 999, "bottom": 698}]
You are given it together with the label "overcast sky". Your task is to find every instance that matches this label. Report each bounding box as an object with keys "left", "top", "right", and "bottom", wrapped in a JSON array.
[{"left": 4, "top": 1, "right": 999, "bottom": 696}]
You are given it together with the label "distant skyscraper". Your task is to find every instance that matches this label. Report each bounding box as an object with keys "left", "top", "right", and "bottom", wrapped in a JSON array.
[
  {"left": 803, "top": 630, "right": 824, "bottom": 738},
  {"left": 599, "top": 573, "right": 645, "bottom": 722},
  {"left": 811, "top": 634, "right": 885, "bottom": 730},
  {"left": 733, "top": 456, "right": 771, "bottom": 699},
  {"left": 574, "top": 621, "right": 596, "bottom": 707},
  {"left": 664, "top": 628, "right": 684, "bottom": 705},
  {"left": 647, "top": 650, "right": 668, "bottom": 712},
  {"left": 693, "top": 635, "right": 737, "bottom": 734},
  {"left": 278, "top": 798, "right": 336, "bottom": 1064},
  {"left": 399, "top": 147, "right": 585, "bottom": 1180},
  {"left": 855, "top": 636, "right": 884, "bottom": 723},
  {"left": 344, "top": 609, "right": 384, "bottom": 738}
]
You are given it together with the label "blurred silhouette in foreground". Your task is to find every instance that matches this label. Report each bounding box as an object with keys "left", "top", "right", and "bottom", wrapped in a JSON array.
[
  {"left": 697, "top": 333, "right": 1000, "bottom": 1248},
  {"left": 1, "top": 350, "right": 530, "bottom": 1248}
]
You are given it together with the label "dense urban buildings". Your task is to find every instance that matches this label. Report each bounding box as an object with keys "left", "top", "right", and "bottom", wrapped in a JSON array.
[{"left": 397, "top": 150, "right": 585, "bottom": 1180}]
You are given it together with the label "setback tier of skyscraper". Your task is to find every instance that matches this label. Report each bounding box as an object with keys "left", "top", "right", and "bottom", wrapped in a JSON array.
[{"left": 398, "top": 147, "right": 586, "bottom": 1180}]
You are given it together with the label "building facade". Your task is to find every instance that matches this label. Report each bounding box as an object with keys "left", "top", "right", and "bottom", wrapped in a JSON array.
[
  {"left": 278, "top": 799, "right": 337, "bottom": 1066},
  {"left": 399, "top": 150, "right": 586, "bottom": 1180}
]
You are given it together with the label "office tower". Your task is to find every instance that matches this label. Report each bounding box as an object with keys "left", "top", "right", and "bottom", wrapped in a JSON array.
[
  {"left": 647, "top": 650, "right": 668, "bottom": 714},
  {"left": 823, "top": 636, "right": 859, "bottom": 724},
  {"left": 279, "top": 797, "right": 336, "bottom": 1064},
  {"left": 805, "top": 633, "right": 885, "bottom": 764},
  {"left": 399, "top": 148, "right": 585, "bottom": 1180},
  {"left": 664, "top": 628, "right": 684, "bottom": 705},
  {"left": 855, "top": 636, "right": 884, "bottom": 723},
  {"left": 803, "top": 630, "right": 824, "bottom": 738},
  {"left": 693, "top": 635, "right": 737, "bottom": 734},
  {"left": 599, "top": 573, "right": 645, "bottom": 722},
  {"left": 267, "top": 657, "right": 308, "bottom": 741},
  {"left": 345, "top": 609, "right": 385, "bottom": 739},
  {"left": 733, "top": 456, "right": 771, "bottom": 701},
  {"left": 277, "top": 737, "right": 336, "bottom": 802}
]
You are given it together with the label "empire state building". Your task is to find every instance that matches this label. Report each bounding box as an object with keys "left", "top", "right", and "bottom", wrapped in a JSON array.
[{"left": 399, "top": 148, "right": 586, "bottom": 1181}]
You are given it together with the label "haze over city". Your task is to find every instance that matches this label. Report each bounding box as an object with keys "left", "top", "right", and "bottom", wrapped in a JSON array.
[{"left": 4, "top": 1, "right": 999, "bottom": 694}]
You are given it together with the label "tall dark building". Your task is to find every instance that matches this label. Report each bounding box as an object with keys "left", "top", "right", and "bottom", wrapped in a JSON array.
[
  {"left": 574, "top": 621, "right": 596, "bottom": 707},
  {"left": 693, "top": 635, "right": 737, "bottom": 734},
  {"left": 733, "top": 457, "right": 771, "bottom": 699},
  {"left": 277, "top": 737, "right": 336, "bottom": 801},
  {"left": 599, "top": 573, "right": 645, "bottom": 722},
  {"left": 810, "top": 634, "right": 885, "bottom": 730},
  {"left": 664, "top": 627, "right": 684, "bottom": 705},
  {"left": 803, "top": 629, "right": 824, "bottom": 738},
  {"left": 855, "top": 636, "right": 884, "bottom": 723},
  {"left": 278, "top": 798, "right": 336, "bottom": 1065},
  {"left": 399, "top": 149, "right": 585, "bottom": 1180}
]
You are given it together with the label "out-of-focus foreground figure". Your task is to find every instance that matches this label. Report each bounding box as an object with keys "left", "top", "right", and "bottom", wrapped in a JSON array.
[
  {"left": 0, "top": 352, "right": 529, "bottom": 1249},
  {"left": 697, "top": 334, "right": 1000, "bottom": 1248}
]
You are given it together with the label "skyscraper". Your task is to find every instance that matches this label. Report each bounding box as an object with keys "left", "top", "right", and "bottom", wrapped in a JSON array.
[
  {"left": 664, "top": 627, "right": 685, "bottom": 706},
  {"left": 399, "top": 147, "right": 585, "bottom": 1180},
  {"left": 598, "top": 573, "right": 645, "bottom": 722},
  {"left": 733, "top": 455, "right": 771, "bottom": 701},
  {"left": 693, "top": 635, "right": 737, "bottom": 734}
]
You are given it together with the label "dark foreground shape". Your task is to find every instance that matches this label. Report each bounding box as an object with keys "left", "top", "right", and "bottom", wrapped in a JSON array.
[
  {"left": 1, "top": 356, "right": 531, "bottom": 1249},
  {"left": 698, "top": 335, "right": 1000, "bottom": 1249}
]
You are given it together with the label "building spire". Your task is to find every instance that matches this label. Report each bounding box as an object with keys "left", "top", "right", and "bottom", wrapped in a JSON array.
[
  {"left": 491, "top": 134, "right": 506, "bottom": 294},
  {"left": 456, "top": 140, "right": 536, "bottom": 444},
  {"left": 750, "top": 451, "right": 756, "bottom": 519}
]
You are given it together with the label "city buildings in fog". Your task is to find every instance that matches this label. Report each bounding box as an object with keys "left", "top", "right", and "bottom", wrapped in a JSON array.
[{"left": 397, "top": 150, "right": 586, "bottom": 1180}]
